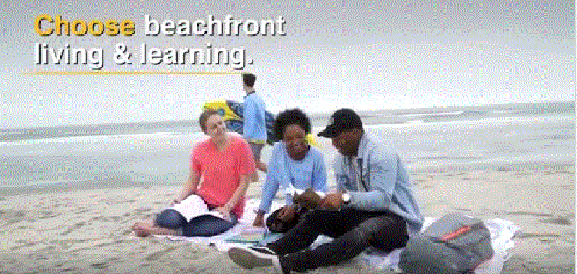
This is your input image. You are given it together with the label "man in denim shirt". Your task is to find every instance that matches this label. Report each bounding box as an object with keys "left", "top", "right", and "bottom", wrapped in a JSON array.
[{"left": 229, "top": 108, "right": 424, "bottom": 274}]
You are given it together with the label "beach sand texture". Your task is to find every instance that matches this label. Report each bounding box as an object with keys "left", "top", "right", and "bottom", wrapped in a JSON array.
[{"left": 1, "top": 164, "right": 574, "bottom": 274}]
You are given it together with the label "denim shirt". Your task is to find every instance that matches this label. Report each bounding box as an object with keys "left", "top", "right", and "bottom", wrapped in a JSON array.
[{"left": 335, "top": 133, "right": 424, "bottom": 234}]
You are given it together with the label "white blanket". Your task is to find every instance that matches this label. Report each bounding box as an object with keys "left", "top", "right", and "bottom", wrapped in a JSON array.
[{"left": 153, "top": 199, "right": 520, "bottom": 274}]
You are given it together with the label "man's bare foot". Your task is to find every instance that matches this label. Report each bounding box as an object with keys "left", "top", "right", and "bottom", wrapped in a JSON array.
[{"left": 132, "top": 222, "right": 154, "bottom": 237}]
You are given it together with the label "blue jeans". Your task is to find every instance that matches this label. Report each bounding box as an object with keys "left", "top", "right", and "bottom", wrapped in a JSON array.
[{"left": 155, "top": 209, "right": 238, "bottom": 237}]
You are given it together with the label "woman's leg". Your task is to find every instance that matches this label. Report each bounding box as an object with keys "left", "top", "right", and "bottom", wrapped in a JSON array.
[
  {"left": 155, "top": 209, "right": 186, "bottom": 229},
  {"left": 132, "top": 222, "right": 182, "bottom": 237},
  {"left": 132, "top": 209, "right": 186, "bottom": 237},
  {"left": 182, "top": 214, "right": 238, "bottom": 237},
  {"left": 266, "top": 209, "right": 369, "bottom": 255}
]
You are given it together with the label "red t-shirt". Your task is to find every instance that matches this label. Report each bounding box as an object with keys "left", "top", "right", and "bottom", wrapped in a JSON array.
[{"left": 191, "top": 134, "right": 256, "bottom": 218}]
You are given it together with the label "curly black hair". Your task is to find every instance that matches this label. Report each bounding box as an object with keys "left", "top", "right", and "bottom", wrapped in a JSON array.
[{"left": 274, "top": 108, "right": 312, "bottom": 140}]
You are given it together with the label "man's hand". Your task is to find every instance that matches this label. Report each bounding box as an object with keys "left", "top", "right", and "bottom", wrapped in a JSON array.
[
  {"left": 277, "top": 205, "right": 298, "bottom": 222},
  {"left": 319, "top": 193, "right": 344, "bottom": 211},
  {"left": 293, "top": 188, "right": 322, "bottom": 210},
  {"left": 252, "top": 211, "right": 265, "bottom": 227}
]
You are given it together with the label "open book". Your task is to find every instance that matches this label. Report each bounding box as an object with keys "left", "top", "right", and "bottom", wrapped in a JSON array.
[{"left": 170, "top": 195, "right": 227, "bottom": 222}]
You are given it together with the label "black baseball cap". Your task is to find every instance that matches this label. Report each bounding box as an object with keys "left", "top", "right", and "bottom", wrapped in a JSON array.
[{"left": 318, "top": 109, "right": 363, "bottom": 138}]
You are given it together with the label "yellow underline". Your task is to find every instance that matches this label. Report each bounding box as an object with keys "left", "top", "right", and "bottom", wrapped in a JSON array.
[{"left": 24, "top": 71, "right": 243, "bottom": 76}]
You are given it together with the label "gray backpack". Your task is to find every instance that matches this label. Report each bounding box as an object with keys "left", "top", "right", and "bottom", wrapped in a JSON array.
[{"left": 399, "top": 213, "right": 494, "bottom": 274}]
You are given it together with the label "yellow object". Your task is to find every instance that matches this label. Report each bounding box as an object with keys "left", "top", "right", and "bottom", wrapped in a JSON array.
[
  {"left": 203, "top": 100, "right": 242, "bottom": 122},
  {"left": 306, "top": 134, "right": 318, "bottom": 147}
]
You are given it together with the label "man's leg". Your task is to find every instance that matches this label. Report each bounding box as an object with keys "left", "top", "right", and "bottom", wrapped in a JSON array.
[
  {"left": 228, "top": 209, "right": 366, "bottom": 271},
  {"left": 281, "top": 212, "right": 409, "bottom": 273},
  {"left": 266, "top": 209, "right": 370, "bottom": 254}
]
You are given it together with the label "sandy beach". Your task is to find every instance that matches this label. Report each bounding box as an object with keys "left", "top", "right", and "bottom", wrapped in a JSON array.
[
  {"left": 2, "top": 0, "right": 574, "bottom": 270},
  {"left": 1, "top": 159, "right": 574, "bottom": 274}
]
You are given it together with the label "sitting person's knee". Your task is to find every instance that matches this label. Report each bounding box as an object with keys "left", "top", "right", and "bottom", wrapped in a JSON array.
[
  {"left": 360, "top": 215, "right": 408, "bottom": 250},
  {"left": 155, "top": 209, "right": 185, "bottom": 229},
  {"left": 351, "top": 220, "right": 378, "bottom": 240}
]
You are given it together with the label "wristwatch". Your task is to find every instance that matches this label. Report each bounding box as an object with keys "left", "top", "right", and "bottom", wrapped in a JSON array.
[{"left": 342, "top": 193, "right": 351, "bottom": 204}]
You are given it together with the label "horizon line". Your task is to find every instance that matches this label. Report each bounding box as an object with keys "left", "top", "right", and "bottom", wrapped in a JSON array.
[{"left": 23, "top": 70, "right": 244, "bottom": 76}]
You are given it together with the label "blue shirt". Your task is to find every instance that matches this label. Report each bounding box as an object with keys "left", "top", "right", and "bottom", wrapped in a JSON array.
[
  {"left": 335, "top": 133, "right": 424, "bottom": 234},
  {"left": 258, "top": 142, "right": 327, "bottom": 213},
  {"left": 243, "top": 92, "right": 267, "bottom": 142}
]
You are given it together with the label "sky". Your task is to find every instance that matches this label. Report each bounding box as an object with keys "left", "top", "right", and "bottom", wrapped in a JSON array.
[{"left": 2, "top": 0, "right": 575, "bottom": 128}]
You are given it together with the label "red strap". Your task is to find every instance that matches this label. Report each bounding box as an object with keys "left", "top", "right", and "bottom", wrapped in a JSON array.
[{"left": 441, "top": 225, "right": 471, "bottom": 242}]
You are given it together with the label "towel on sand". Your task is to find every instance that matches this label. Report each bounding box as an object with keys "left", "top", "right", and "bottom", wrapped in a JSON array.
[{"left": 152, "top": 199, "right": 520, "bottom": 274}]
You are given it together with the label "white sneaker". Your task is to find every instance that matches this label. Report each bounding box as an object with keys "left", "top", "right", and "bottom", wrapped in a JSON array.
[{"left": 228, "top": 246, "right": 286, "bottom": 273}]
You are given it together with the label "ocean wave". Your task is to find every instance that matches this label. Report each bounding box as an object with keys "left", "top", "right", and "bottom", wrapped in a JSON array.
[
  {"left": 362, "top": 114, "right": 574, "bottom": 130},
  {"left": 492, "top": 110, "right": 511, "bottom": 114},
  {"left": 0, "top": 131, "right": 204, "bottom": 146},
  {"left": 309, "top": 114, "right": 574, "bottom": 133},
  {"left": 399, "top": 111, "right": 464, "bottom": 118}
]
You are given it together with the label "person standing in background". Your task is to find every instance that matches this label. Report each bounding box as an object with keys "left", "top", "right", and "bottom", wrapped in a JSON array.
[{"left": 242, "top": 73, "right": 268, "bottom": 180}]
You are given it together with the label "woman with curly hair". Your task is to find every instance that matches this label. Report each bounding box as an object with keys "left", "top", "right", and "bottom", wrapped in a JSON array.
[{"left": 252, "top": 108, "right": 327, "bottom": 228}]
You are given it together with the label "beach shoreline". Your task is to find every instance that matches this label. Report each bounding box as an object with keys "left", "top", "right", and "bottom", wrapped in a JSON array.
[{"left": 2, "top": 162, "right": 573, "bottom": 197}]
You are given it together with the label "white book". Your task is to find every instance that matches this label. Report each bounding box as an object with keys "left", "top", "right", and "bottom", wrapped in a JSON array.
[{"left": 169, "top": 195, "right": 227, "bottom": 222}]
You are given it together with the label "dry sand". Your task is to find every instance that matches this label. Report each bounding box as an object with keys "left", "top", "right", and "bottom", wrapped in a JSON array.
[{"left": 1, "top": 164, "right": 574, "bottom": 273}]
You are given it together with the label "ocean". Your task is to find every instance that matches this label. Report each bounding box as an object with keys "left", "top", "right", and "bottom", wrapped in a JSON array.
[{"left": 1, "top": 101, "right": 574, "bottom": 194}]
